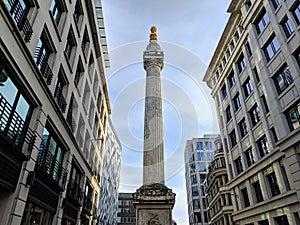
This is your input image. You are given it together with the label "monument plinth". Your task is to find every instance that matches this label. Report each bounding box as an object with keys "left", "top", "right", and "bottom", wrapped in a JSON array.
[{"left": 133, "top": 27, "right": 176, "bottom": 225}]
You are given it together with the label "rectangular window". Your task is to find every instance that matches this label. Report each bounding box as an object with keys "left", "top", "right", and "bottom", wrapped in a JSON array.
[
  {"left": 245, "top": 0, "right": 252, "bottom": 11},
  {"left": 245, "top": 148, "right": 255, "bottom": 167},
  {"left": 199, "top": 174, "right": 206, "bottom": 183},
  {"left": 192, "top": 186, "right": 199, "bottom": 196},
  {"left": 241, "top": 187, "right": 250, "bottom": 207},
  {"left": 258, "top": 220, "right": 269, "bottom": 225},
  {"left": 264, "top": 35, "right": 280, "bottom": 61},
  {"left": 64, "top": 29, "right": 76, "bottom": 61},
  {"left": 255, "top": 9, "right": 270, "bottom": 34},
  {"left": 237, "top": 53, "right": 246, "bottom": 73},
  {"left": 257, "top": 135, "right": 269, "bottom": 157},
  {"left": 292, "top": 2, "right": 300, "bottom": 25},
  {"left": 191, "top": 174, "right": 197, "bottom": 185},
  {"left": 281, "top": 17, "right": 294, "bottom": 38},
  {"left": 190, "top": 163, "right": 196, "bottom": 173},
  {"left": 249, "top": 104, "right": 260, "bottom": 126},
  {"left": 274, "top": 215, "right": 289, "bottom": 225},
  {"left": 239, "top": 118, "right": 248, "bottom": 138},
  {"left": 226, "top": 106, "right": 232, "bottom": 123},
  {"left": 205, "top": 141, "right": 213, "bottom": 149},
  {"left": 270, "top": 127, "right": 278, "bottom": 142},
  {"left": 271, "top": 0, "right": 281, "bottom": 10},
  {"left": 228, "top": 71, "right": 236, "bottom": 87},
  {"left": 198, "top": 162, "right": 206, "bottom": 171},
  {"left": 66, "top": 94, "right": 75, "bottom": 132},
  {"left": 273, "top": 65, "right": 293, "bottom": 94},
  {"left": 295, "top": 48, "right": 300, "bottom": 68},
  {"left": 233, "top": 94, "right": 242, "bottom": 111},
  {"left": 196, "top": 142, "right": 204, "bottom": 150},
  {"left": 253, "top": 66, "right": 260, "bottom": 83},
  {"left": 243, "top": 77, "right": 253, "bottom": 97},
  {"left": 197, "top": 151, "right": 204, "bottom": 160},
  {"left": 266, "top": 172, "right": 280, "bottom": 196},
  {"left": 286, "top": 102, "right": 300, "bottom": 131},
  {"left": 252, "top": 181, "right": 263, "bottom": 202},
  {"left": 229, "top": 130, "right": 237, "bottom": 147},
  {"left": 234, "top": 156, "right": 243, "bottom": 175},
  {"left": 50, "top": 0, "right": 63, "bottom": 26},
  {"left": 82, "top": 27, "right": 90, "bottom": 55},
  {"left": 68, "top": 164, "right": 83, "bottom": 204},
  {"left": 245, "top": 42, "right": 252, "bottom": 57},
  {"left": 221, "top": 84, "right": 227, "bottom": 99},
  {"left": 261, "top": 94, "right": 269, "bottom": 113},
  {"left": 21, "top": 202, "right": 53, "bottom": 225},
  {"left": 74, "top": 59, "right": 84, "bottom": 87},
  {"left": 74, "top": 0, "right": 83, "bottom": 24}
]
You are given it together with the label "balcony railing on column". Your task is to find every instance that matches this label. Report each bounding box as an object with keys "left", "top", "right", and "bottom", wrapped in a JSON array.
[
  {"left": 5, "top": 0, "right": 33, "bottom": 42},
  {"left": 0, "top": 93, "right": 36, "bottom": 160},
  {"left": 35, "top": 145, "right": 68, "bottom": 190},
  {"left": 54, "top": 91, "right": 67, "bottom": 113},
  {"left": 34, "top": 47, "right": 53, "bottom": 85}
]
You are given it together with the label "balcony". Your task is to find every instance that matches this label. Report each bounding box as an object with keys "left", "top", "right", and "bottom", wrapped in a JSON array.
[
  {"left": 34, "top": 47, "right": 53, "bottom": 85},
  {"left": 5, "top": 0, "right": 33, "bottom": 42},
  {"left": 54, "top": 92, "right": 67, "bottom": 113},
  {"left": 35, "top": 145, "right": 68, "bottom": 190},
  {"left": 0, "top": 93, "right": 36, "bottom": 160},
  {"left": 67, "top": 179, "right": 83, "bottom": 206}
]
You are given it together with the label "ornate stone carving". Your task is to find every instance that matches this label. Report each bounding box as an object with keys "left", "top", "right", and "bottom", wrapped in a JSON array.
[{"left": 148, "top": 214, "right": 162, "bottom": 225}]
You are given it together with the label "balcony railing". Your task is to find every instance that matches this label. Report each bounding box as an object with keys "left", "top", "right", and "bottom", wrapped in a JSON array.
[
  {"left": 66, "top": 113, "right": 76, "bottom": 133},
  {"left": 6, "top": 0, "right": 33, "bottom": 42},
  {"left": 0, "top": 93, "right": 36, "bottom": 159},
  {"left": 54, "top": 92, "right": 67, "bottom": 113},
  {"left": 67, "top": 179, "right": 83, "bottom": 206},
  {"left": 34, "top": 47, "right": 53, "bottom": 85},
  {"left": 35, "top": 145, "right": 68, "bottom": 189}
]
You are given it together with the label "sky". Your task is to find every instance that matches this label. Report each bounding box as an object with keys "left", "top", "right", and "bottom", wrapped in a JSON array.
[{"left": 101, "top": 1, "right": 231, "bottom": 224}]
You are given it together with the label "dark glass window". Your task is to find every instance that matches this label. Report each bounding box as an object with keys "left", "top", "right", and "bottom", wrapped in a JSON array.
[
  {"left": 245, "top": 42, "right": 252, "bottom": 57},
  {"left": 0, "top": 65, "right": 33, "bottom": 152},
  {"left": 198, "top": 162, "right": 206, "bottom": 171},
  {"left": 274, "top": 215, "right": 289, "bottom": 225},
  {"left": 190, "top": 163, "right": 196, "bottom": 173},
  {"left": 245, "top": 148, "right": 255, "bottom": 167},
  {"left": 249, "top": 104, "right": 260, "bottom": 126},
  {"left": 199, "top": 174, "right": 206, "bottom": 183},
  {"left": 261, "top": 94, "right": 269, "bottom": 113},
  {"left": 194, "top": 212, "right": 202, "bottom": 223},
  {"left": 255, "top": 9, "right": 269, "bottom": 34},
  {"left": 191, "top": 174, "right": 197, "bottom": 185},
  {"left": 245, "top": 0, "right": 252, "bottom": 11},
  {"left": 281, "top": 17, "right": 294, "bottom": 38},
  {"left": 271, "top": 0, "right": 281, "bottom": 10},
  {"left": 237, "top": 53, "right": 246, "bottom": 73},
  {"left": 264, "top": 35, "right": 280, "bottom": 61},
  {"left": 241, "top": 187, "right": 250, "bottom": 207},
  {"left": 74, "top": 0, "right": 83, "bottom": 24},
  {"left": 266, "top": 172, "right": 280, "bottom": 196},
  {"left": 65, "top": 29, "right": 76, "bottom": 61},
  {"left": 235, "top": 156, "right": 243, "bottom": 175},
  {"left": 295, "top": 49, "right": 300, "bottom": 68},
  {"left": 196, "top": 141, "right": 204, "bottom": 150},
  {"left": 228, "top": 71, "right": 236, "bottom": 87},
  {"left": 252, "top": 181, "right": 263, "bottom": 202},
  {"left": 253, "top": 66, "right": 260, "bottom": 83},
  {"left": 286, "top": 102, "right": 300, "bottom": 131},
  {"left": 192, "top": 186, "right": 199, "bottom": 197},
  {"left": 38, "top": 127, "right": 66, "bottom": 184},
  {"left": 193, "top": 199, "right": 200, "bottom": 209},
  {"left": 270, "top": 127, "right": 278, "bottom": 142},
  {"left": 50, "top": 0, "right": 63, "bottom": 26},
  {"left": 205, "top": 141, "right": 213, "bottom": 149},
  {"left": 66, "top": 94, "right": 75, "bottom": 132},
  {"left": 239, "top": 118, "right": 248, "bottom": 138},
  {"left": 221, "top": 84, "right": 227, "bottom": 99},
  {"left": 233, "top": 94, "right": 242, "bottom": 111},
  {"left": 273, "top": 65, "right": 293, "bottom": 94},
  {"left": 74, "top": 59, "right": 84, "bottom": 87},
  {"left": 243, "top": 77, "right": 253, "bottom": 97},
  {"left": 229, "top": 130, "right": 237, "bottom": 147},
  {"left": 53, "top": 68, "right": 67, "bottom": 113},
  {"left": 82, "top": 27, "right": 90, "bottom": 54},
  {"left": 197, "top": 151, "right": 204, "bottom": 160},
  {"left": 226, "top": 106, "right": 232, "bottom": 123},
  {"left": 292, "top": 2, "right": 300, "bottom": 25},
  {"left": 258, "top": 220, "right": 269, "bottom": 225},
  {"left": 21, "top": 202, "right": 53, "bottom": 225},
  {"left": 257, "top": 135, "right": 269, "bottom": 157}
]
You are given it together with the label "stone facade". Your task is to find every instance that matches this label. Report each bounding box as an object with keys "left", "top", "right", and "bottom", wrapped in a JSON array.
[
  {"left": 0, "top": 0, "right": 110, "bottom": 224},
  {"left": 203, "top": 0, "right": 300, "bottom": 224}
]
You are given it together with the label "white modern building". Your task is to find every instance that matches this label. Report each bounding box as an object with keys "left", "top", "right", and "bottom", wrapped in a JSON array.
[
  {"left": 97, "top": 117, "right": 122, "bottom": 225},
  {"left": 203, "top": 0, "right": 300, "bottom": 224},
  {"left": 0, "top": 0, "right": 110, "bottom": 224},
  {"left": 184, "top": 134, "right": 219, "bottom": 225}
]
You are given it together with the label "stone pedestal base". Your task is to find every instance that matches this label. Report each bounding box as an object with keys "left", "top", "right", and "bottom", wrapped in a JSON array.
[{"left": 133, "top": 183, "right": 176, "bottom": 225}]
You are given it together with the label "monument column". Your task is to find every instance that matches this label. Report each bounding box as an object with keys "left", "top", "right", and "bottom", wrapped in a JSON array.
[{"left": 133, "top": 27, "right": 176, "bottom": 225}]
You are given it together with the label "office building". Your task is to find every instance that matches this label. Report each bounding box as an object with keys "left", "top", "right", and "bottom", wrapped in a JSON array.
[
  {"left": 97, "top": 117, "right": 122, "bottom": 225},
  {"left": 0, "top": 0, "right": 110, "bottom": 224},
  {"left": 117, "top": 193, "right": 136, "bottom": 225},
  {"left": 203, "top": 0, "right": 300, "bottom": 224},
  {"left": 184, "top": 134, "right": 219, "bottom": 225}
]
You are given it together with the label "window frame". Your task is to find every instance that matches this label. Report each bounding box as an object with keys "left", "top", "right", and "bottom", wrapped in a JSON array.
[
  {"left": 255, "top": 9, "right": 270, "bottom": 34},
  {"left": 263, "top": 35, "right": 280, "bottom": 62},
  {"left": 281, "top": 16, "right": 294, "bottom": 38},
  {"left": 249, "top": 104, "right": 260, "bottom": 126},
  {"left": 257, "top": 135, "right": 269, "bottom": 158}
]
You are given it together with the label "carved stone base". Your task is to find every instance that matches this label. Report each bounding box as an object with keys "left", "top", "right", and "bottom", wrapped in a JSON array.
[{"left": 133, "top": 183, "right": 176, "bottom": 225}]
